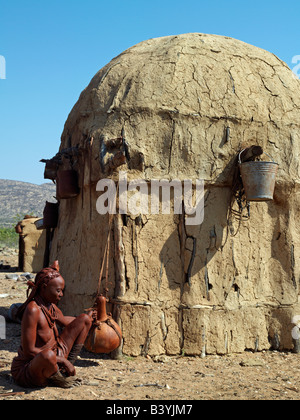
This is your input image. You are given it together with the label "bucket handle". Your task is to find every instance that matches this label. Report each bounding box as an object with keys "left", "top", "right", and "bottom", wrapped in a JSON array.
[{"left": 238, "top": 149, "right": 275, "bottom": 165}]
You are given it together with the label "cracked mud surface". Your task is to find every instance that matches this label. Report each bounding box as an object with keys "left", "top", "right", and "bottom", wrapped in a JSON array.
[{"left": 1, "top": 251, "right": 300, "bottom": 401}]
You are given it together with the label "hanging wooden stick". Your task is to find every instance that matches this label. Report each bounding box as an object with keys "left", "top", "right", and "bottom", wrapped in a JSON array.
[
  {"left": 89, "top": 137, "right": 94, "bottom": 222},
  {"left": 96, "top": 213, "right": 113, "bottom": 297},
  {"left": 96, "top": 181, "right": 118, "bottom": 298},
  {"left": 104, "top": 216, "right": 112, "bottom": 297}
]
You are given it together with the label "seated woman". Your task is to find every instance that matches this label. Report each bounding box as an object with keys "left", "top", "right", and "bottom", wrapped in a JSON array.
[{"left": 11, "top": 261, "right": 95, "bottom": 388}]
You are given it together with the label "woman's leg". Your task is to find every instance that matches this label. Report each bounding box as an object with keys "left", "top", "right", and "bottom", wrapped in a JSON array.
[
  {"left": 27, "top": 348, "right": 58, "bottom": 386},
  {"left": 59, "top": 313, "right": 92, "bottom": 360}
]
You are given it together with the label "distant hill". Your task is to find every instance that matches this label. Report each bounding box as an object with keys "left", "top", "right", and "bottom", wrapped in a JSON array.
[{"left": 0, "top": 179, "right": 56, "bottom": 227}]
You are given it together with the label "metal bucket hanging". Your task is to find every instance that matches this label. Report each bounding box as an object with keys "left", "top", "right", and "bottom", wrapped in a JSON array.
[
  {"left": 41, "top": 158, "right": 59, "bottom": 181},
  {"left": 239, "top": 150, "right": 278, "bottom": 201},
  {"left": 56, "top": 169, "right": 79, "bottom": 199}
]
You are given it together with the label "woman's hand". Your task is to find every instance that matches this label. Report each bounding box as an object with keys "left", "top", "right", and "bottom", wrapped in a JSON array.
[
  {"left": 86, "top": 309, "right": 97, "bottom": 322},
  {"left": 57, "top": 357, "right": 76, "bottom": 376}
]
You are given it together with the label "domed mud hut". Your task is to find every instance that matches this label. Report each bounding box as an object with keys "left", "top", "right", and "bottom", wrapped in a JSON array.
[{"left": 45, "top": 33, "right": 300, "bottom": 356}]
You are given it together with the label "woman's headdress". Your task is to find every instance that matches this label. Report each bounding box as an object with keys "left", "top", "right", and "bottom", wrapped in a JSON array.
[{"left": 17, "top": 261, "right": 61, "bottom": 319}]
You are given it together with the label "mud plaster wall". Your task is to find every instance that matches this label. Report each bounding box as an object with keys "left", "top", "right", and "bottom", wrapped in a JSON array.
[{"left": 50, "top": 33, "right": 300, "bottom": 356}]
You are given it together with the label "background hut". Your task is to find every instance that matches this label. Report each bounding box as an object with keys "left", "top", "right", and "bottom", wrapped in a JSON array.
[
  {"left": 48, "top": 33, "right": 300, "bottom": 356},
  {"left": 16, "top": 216, "right": 46, "bottom": 273}
]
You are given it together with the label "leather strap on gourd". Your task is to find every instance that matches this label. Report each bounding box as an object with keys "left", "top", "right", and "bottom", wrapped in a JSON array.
[{"left": 106, "top": 318, "right": 122, "bottom": 347}]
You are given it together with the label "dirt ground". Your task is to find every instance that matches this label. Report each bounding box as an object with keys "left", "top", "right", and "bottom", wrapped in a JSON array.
[{"left": 1, "top": 249, "right": 300, "bottom": 401}]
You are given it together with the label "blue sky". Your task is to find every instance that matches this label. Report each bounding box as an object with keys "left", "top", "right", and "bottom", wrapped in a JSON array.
[{"left": 0, "top": 0, "right": 299, "bottom": 185}]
